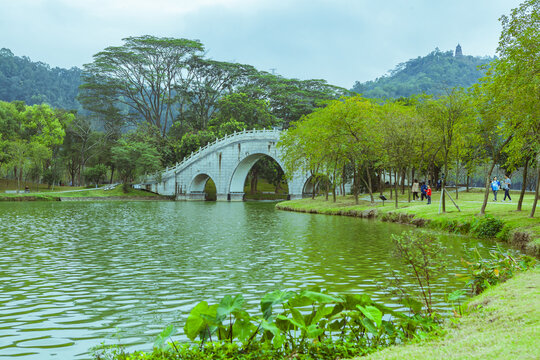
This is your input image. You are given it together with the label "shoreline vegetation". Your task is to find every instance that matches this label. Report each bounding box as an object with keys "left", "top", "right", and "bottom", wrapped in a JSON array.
[
  {"left": 0, "top": 182, "right": 169, "bottom": 201},
  {"left": 276, "top": 188, "right": 540, "bottom": 258},
  {"left": 360, "top": 267, "right": 540, "bottom": 360}
]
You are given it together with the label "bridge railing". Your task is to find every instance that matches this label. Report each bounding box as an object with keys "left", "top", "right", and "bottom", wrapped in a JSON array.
[{"left": 144, "top": 128, "right": 282, "bottom": 183}]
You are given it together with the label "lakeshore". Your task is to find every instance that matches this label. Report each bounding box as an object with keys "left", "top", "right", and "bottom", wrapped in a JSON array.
[{"left": 276, "top": 188, "right": 540, "bottom": 257}]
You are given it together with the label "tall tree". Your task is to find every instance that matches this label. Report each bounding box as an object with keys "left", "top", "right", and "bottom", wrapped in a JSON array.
[
  {"left": 419, "top": 90, "right": 470, "bottom": 212},
  {"left": 79, "top": 36, "right": 204, "bottom": 137},
  {"left": 491, "top": 0, "right": 539, "bottom": 217}
]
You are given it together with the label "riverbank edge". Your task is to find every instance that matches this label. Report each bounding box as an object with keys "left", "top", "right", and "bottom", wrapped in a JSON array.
[
  {"left": 358, "top": 266, "right": 539, "bottom": 360},
  {"left": 0, "top": 195, "right": 172, "bottom": 201},
  {"left": 275, "top": 200, "right": 539, "bottom": 258}
]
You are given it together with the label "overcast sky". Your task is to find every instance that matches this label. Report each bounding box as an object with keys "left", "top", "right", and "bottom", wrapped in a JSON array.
[{"left": 0, "top": 0, "right": 523, "bottom": 88}]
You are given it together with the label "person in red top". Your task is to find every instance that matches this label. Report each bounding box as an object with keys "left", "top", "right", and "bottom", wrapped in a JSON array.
[{"left": 426, "top": 185, "right": 432, "bottom": 204}]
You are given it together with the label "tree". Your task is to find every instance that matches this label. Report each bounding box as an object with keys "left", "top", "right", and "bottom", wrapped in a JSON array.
[
  {"left": 84, "top": 164, "right": 108, "bottom": 186},
  {"left": 381, "top": 101, "right": 420, "bottom": 207},
  {"left": 241, "top": 72, "right": 351, "bottom": 128},
  {"left": 180, "top": 59, "right": 257, "bottom": 131},
  {"left": 491, "top": 0, "right": 539, "bottom": 217},
  {"left": 210, "top": 92, "right": 277, "bottom": 135},
  {"left": 111, "top": 138, "right": 162, "bottom": 185},
  {"left": 419, "top": 90, "right": 470, "bottom": 212},
  {"left": 79, "top": 36, "right": 204, "bottom": 137}
]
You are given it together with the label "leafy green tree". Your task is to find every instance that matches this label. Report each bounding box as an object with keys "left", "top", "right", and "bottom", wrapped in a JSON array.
[
  {"left": 27, "top": 142, "right": 51, "bottom": 191},
  {"left": 84, "top": 164, "right": 108, "bottom": 186},
  {"left": 418, "top": 90, "right": 471, "bottom": 212},
  {"left": 241, "top": 72, "right": 351, "bottom": 128},
  {"left": 381, "top": 101, "right": 419, "bottom": 207},
  {"left": 490, "top": 0, "right": 539, "bottom": 217},
  {"left": 111, "top": 139, "right": 161, "bottom": 185},
  {"left": 180, "top": 59, "right": 258, "bottom": 131},
  {"left": 79, "top": 36, "right": 204, "bottom": 137},
  {"left": 210, "top": 92, "right": 277, "bottom": 135}
]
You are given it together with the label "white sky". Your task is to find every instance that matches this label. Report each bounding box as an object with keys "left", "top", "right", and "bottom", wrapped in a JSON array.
[{"left": 0, "top": 0, "right": 523, "bottom": 88}]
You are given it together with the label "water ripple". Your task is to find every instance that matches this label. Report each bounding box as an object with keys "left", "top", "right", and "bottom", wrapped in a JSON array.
[{"left": 0, "top": 201, "right": 501, "bottom": 359}]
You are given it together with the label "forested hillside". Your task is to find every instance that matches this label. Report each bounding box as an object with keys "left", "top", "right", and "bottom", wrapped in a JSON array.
[
  {"left": 352, "top": 47, "right": 495, "bottom": 98},
  {"left": 0, "top": 48, "right": 82, "bottom": 110}
]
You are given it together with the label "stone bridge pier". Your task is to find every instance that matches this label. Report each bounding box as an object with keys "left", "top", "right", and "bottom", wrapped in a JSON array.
[{"left": 141, "top": 129, "right": 310, "bottom": 201}]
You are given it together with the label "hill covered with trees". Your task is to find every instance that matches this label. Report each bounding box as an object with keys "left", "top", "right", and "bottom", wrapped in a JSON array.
[
  {"left": 352, "top": 47, "right": 495, "bottom": 98},
  {"left": 0, "top": 48, "right": 82, "bottom": 110}
]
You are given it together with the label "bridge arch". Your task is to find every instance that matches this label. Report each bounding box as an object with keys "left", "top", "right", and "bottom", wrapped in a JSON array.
[
  {"left": 188, "top": 173, "right": 217, "bottom": 200},
  {"left": 229, "top": 153, "right": 288, "bottom": 193}
]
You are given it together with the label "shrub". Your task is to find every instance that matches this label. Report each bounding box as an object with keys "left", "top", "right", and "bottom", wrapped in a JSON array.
[
  {"left": 496, "top": 224, "right": 513, "bottom": 242},
  {"left": 460, "top": 247, "right": 536, "bottom": 295},
  {"left": 471, "top": 215, "right": 504, "bottom": 238},
  {"left": 389, "top": 231, "right": 448, "bottom": 317},
  {"left": 93, "top": 288, "right": 439, "bottom": 360}
]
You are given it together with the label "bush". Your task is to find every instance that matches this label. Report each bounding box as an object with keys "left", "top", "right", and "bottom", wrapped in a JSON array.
[
  {"left": 93, "top": 288, "right": 439, "bottom": 360},
  {"left": 460, "top": 247, "right": 536, "bottom": 295},
  {"left": 496, "top": 224, "right": 513, "bottom": 242},
  {"left": 471, "top": 215, "right": 504, "bottom": 238}
]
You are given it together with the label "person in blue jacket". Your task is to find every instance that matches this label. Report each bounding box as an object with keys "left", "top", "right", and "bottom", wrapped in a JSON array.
[
  {"left": 491, "top": 176, "right": 501, "bottom": 201},
  {"left": 420, "top": 182, "right": 428, "bottom": 201}
]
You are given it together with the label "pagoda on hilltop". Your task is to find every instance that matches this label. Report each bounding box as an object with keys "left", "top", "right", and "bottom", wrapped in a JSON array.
[{"left": 455, "top": 44, "right": 463, "bottom": 57}]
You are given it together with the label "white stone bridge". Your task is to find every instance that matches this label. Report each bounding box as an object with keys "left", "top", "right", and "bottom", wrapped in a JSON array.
[{"left": 140, "top": 129, "right": 311, "bottom": 201}]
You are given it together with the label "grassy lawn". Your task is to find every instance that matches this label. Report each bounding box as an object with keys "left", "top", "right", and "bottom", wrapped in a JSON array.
[
  {"left": 277, "top": 188, "right": 540, "bottom": 255},
  {"left": 357, "top": 267, "right": 540, "bottom": 360},
  {"left": 0, "top": 179, "right": 165, "bottom": 200},
  {"left": 0, "top": 178, "right": 86, "bottom": 192}
]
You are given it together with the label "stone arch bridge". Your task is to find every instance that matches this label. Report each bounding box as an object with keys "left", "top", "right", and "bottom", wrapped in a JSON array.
[{"left": 140, "top": 129, "right": 312, "bottom": 201}]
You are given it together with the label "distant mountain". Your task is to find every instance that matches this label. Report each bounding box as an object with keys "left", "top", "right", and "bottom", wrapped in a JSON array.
[
  {"left": 352, "top": 47, "right": 495, "bottom": 99},
  {"left": 0, "top": 48, "right": 82, "bottom": 110}
]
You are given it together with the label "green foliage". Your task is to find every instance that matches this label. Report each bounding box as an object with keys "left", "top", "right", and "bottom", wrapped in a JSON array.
[
  {"left": 95, "top": 288, "right": 439, "bottom": 360},
  {"left": 460, "top": 247, "right": 536, "bottom": 295},
  {"left": 389, "top": 231, "right": 448, "bottom": 316},
  {"left": 471, "top": 215, "right": 505, "bottom": 238},
  {"left": 84, "top": 164, "right": 108, "bottom": 186},
  {"left": 352, "top": 48, "right": 494, "bottom": 99},
  {"left": 41, "top": 167, "right": 62, "bottom": 187},
  {"left": 111, "top": 138, "right": 162, "bottom": 184},
  {"left": 0, "top": 48, "right": 82, "bottom": 110}
]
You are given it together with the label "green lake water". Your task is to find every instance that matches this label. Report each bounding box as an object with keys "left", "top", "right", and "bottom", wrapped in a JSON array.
[{"left": 0, "top": 201, "right": 502, "bottom": 359}]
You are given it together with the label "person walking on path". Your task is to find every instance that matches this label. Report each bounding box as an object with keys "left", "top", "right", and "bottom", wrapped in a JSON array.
[
  {"left": 420, "top": 182, "right": 428, "bottom": 201},
  {"left": 426, "top": 185, "right": 432, "bottom": 204},
  {"left": 491, "top": 176, "right": 501, "bottom": 201},
  {"left": 503, "top": 175, "right": 512, "bottom": 201},
  {"left": 412, "top": 179, "right": 420, "bottom": 200}
]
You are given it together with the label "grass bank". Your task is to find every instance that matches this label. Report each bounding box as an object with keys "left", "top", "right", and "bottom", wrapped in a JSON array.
[
  {"left": 276, "top": 189, "right": 540, "bottom": 257},
  {"left": 358, "top": 267, "right": 540, "bottom": 360},
  {"left": 0, "top": 182, "right": 168, "bottom": 201}
]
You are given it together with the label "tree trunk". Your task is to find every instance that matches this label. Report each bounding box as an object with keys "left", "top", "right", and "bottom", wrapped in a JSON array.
[
  {"left": 325, "top": 177, "right": 329, "bottom": 201},
  {"left": 455, "top": 157, "right": 460, "bottom": 200},
  {"left": 401, "top": 169, "right": 406, "bottom": 195},
  {"left": 517, "top": 156, "right": 529, "bottom": 211},
  {"left": 408, "top": 168, "right": 412, "bottom": 203},
  {"left": 466, "top": 173, "right": 470, "bottom": 192},
  {"left": 394, "top": 170, "right": 399, "bottom": 208},
  {"left": 389, "top": 168, "right": 393, "bottom": 200},
  {"left": 530, "top": 158, "right": 539, "bottom": 218},
  {"left": 378, "top": 169, "right": 383, "bottom": 195},
  {"left": 442, "top": 152, "right": 449, "bottom": 213},
  {"left": 332, "top": 168, "right": 337, "bottom": 202},
  {"left": 480, "top": 161, "right": 498, "bottom": 215},
  {"left": 354, "top": 166, "right": 359, "bottom": 205},
  {"left": 366, "top": 166, "right": 374, "bottom": 203}
]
